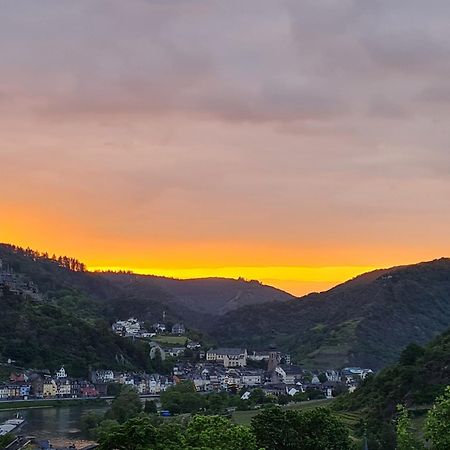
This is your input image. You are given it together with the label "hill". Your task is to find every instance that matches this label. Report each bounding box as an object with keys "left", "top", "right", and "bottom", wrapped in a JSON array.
[
  {"left": 335, "top": 328, "right": 450, "bottom": 419},
  {"left": 333, "top": 328, "right": 450, "bottom": 449},
  {"left": 0, "top": 243, "right": 293, "bottom": 373},
  {"left": 2, "top": 243, "right": 450, "bottom": 372},
  {"left": 211, "top": 259, "right": 450, "bottom": 369},
  {"left": 0, "top": 286, "right": 153, "bottom": 377},
  {"left": 99, "top": 272, "right": 294, "bottom": 318}
]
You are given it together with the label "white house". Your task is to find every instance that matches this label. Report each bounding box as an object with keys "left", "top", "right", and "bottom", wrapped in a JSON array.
[
  {"left": 241, "top": 372, "right": 263, "bottom": 386},
  {"left": 56, "top": 366, "right": 67, "bottom": 379},
  {"left": 93, "top": 370, "right": 114, "bottom": 383},
  {"left": 56, "top": 379, "right": 71, "bottom": 397},
  {"left": 0, "top": 385, "right": 9, "bottom": 399}
]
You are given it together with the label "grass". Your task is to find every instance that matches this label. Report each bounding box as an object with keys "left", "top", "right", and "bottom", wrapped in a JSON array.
[
  {"left": 232, "top": 398, "right": 336, "bottom": 426},
  {"left": 0, "top": 398, "right": 107, "bottom": 411},
  {"left": 152, "top": 336, "right": 188, "bottom": 345}
]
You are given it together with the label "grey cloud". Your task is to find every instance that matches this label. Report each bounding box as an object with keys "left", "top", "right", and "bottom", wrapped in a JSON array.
[{"left": 1, "top": 0, "right": 450, "bottom": 125}]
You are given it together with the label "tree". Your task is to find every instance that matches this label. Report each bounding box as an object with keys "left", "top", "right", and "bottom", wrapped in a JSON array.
[
  {"left": 80, "top": 411, "right": 104, "bottom": 439},
  {"left": 249, "top": 387, "right": 267, "bottom": 404},
  {"left": 108, "top": 386, "right": 142, "bottom": 423},
  {"left": 185, "top": 415, "right": 257, "bottom": 450},
  {"left": 395, "top": 405, "right": 425, "bottom": 450},
  {"left": 144, "top": 399, "right": 157, "bottom": 414},
  {"left": 425, "top": 386, "right": 450, "bottom": 450},
  {"left": 97, "top": 416, "right": 157, "bottom": 450},
  {"left": 399, "top": 343, "right": 425, "bottom": 366},
  {"left": 160, "top": 381, "right": 206, "bottom": 414},
  {"left": 318, "top": 373, "right": 328, "bottom": 383},
  {"left": 251, "top": 406, "right": 352, "bottom": 450}
]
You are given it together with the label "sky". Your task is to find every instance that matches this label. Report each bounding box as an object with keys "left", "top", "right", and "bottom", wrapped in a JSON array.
[{"left": 1, "top": 0, "right": 450, "bottom": 295}]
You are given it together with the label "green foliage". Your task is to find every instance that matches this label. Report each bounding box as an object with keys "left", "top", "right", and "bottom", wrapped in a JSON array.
[
  {"left": 212, "top": 259, "right": 450, "bottom": 369},
  {"left": 160, "top": 381, "right": 206, "bottom": 415},
  {"left": 80, "top": 411, "right": 104, "bottom": 439},
  {"left": 185, "top": 415, "right": 257, "bottom": 450},
  {"left": 0, "top": 245, "right": 175, "bottom": 375},
  {"left": 97, "top": 415, "right": 157, "bottom": 450},
  {"left": 144, "top": 399, "right": 158, "bottom": 414},
  {"left": 249, "top": 387, "right": 269, "bottom": 404},
  {"left": 251, "top": 406, "right": 352, "bottom": 450},
  {"left": 96, "top": 414, "right": 257, "bottom": 450},
  {"left": 395, "top": 405, "right": 425, "bottom": 450},
  {"left": 425, "top": 386, "right": 450, "bottom": 450},
  {"left": 334, "top": 329, "right": 450, "bottom": 422},
  {"left": 106, "top": 386, "right": 142, "bottom": 423},
  {"left": 318, "top": 373, "right": 328, "bottom": 383},
  {"left": 0, "top": 434, "right": 15, "bottom": 448}
]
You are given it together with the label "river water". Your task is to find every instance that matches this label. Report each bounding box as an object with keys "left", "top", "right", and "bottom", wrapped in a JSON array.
[{"left": 0, "top": 405, "right": 108, "bottom": 441}]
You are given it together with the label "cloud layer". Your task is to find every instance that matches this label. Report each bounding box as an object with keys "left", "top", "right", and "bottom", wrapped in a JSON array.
[{"left": 1, "top": 0, "right": 450, "bottom": 292}]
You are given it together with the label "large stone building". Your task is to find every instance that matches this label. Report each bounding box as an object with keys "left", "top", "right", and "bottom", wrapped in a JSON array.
[{"left": 206, "top": 348, "right": 247, "bottom": 367}]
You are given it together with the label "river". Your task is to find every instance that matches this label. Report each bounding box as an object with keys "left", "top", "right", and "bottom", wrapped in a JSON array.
[{"left": 0, "top": 405, "right": 108, "bottom": 441}]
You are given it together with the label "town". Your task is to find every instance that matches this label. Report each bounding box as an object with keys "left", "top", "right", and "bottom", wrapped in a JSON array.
[{"left": 1, "top": 317, "right": 373, "bottom": 403}]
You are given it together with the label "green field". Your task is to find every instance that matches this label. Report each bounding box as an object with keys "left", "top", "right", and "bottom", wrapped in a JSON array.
[
  {"left": 0, "top": 398, "right": 107, "bottom": 411},
  {"left": 152, "top": 335, "right": 188, "bottom": 345},
  {"left": 232, "top": 399, "right": 337, "bottom": 426}
]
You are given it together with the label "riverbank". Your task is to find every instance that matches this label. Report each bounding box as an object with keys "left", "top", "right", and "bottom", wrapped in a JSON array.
[
  {"left": 48, "top": 437, "right": 97, "bottom": 449},
  {"left": 0, "top": 398, "right": 108, "bottom": 411}
]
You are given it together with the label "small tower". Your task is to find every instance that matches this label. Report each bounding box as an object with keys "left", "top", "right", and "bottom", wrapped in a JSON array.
[{"left": 267, "top": 345, "right": 280, "bottom": 374}]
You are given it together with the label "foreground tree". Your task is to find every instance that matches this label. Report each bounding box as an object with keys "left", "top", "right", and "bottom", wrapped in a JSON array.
[
  {"left": 425, "top": 386, "right": 450, "bottom": 450},
  {"left": 395, "top": 405, "right": 425, "bottom": 450},
  {"left": 108, "top": 385, "right": 142, "bottom": 423},
  {"left": 160, "top": 380, "right": 206, "bottom": 414},
  {"left": 97, "top": 416, "right": 157, "bottom": 450},
  {"left": 97, "top": 413, "right": 256, "bottom": 450},
  {"left": 251, "top": 406, "right": 352, "bottom": 450},
  {"left": 185, "top": 415, "right": 257, "bottom": 450}
]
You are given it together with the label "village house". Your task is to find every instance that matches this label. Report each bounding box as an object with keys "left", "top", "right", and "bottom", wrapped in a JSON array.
[
  {"left": 207, "top": 348, "right": 248, "bottom": 367},
  {"left": 7, "top": 385, "right": 20, "bottom": 399},
  {"left": 171, "top": 323, "right": 185, "bottom": 335},
  {"left": 166, "top": 347, "right": 185, "bottom": 357},
  {"left": 29, "top": 373, "right": 44, "bottom": 398},
  {"left": 112, "top": 318, "right": 143, "bottom": 336},
  {"left": 275, "top": 365, "right": 303, "bottom": 384},
  {"left": 56, "top": 378, "right": 71, "bottom": 397},
  {"left": 55, "top": 366, "right": 67, "bottom": 379},
  {"left": 247, "top": 351, "right": 271, "bottom": 362},
  {"left": 43, "top": 379, "right": 57, "bottom": 397},
  {"left": 80, "top": 382, "right": 98, "bottom": 397},
  {"left": 152, "top": 323, "right": 166, "bottom": 332},
  {"left": 90, "top": 369, "right": 115, "bottom": 384},
  {"left": 0, "top": 384, "right": 9, "bottom": 399},
  {"left": 187, "top": 341, "right": 201, "bottom": 350},
  {"left": 241, "top": 370, "right": 263, "bottom": 386}
]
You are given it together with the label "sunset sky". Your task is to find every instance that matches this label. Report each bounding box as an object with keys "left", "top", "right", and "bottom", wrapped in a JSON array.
[{"left": 1, "top": 1, "right": 450, "bottom": 295}]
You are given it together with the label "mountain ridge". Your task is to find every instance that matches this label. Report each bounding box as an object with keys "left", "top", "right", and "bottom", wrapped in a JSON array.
[
  {"left": 211, "top": 257, "right": 450, "bottom": 369},
  {"left": 2, "top": 242, "right": 450, "bottom": 372}
]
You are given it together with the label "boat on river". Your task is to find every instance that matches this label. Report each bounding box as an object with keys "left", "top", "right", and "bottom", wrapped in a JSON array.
[{"left": 0, "top": 414, "right": 25, "bottom": 436}]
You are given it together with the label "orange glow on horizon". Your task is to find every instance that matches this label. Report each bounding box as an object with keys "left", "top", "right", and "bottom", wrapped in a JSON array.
[
  {"left": 88, "top": 264, "right": 378, "bottom": 296},
  {"left": 1, "top": 204, "right": 448, "bottom": 296}
]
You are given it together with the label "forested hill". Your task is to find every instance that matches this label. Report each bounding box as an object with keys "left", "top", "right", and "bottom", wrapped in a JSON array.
[
  {"left": 211, "top": 258, "right": 450, "bottom": 369},
  {"left": 335, "top": 328, "right": 450, "bottom": 420},
  {"left": 99, "top": 272, "right": 295, "bottom": 317},
  {"left": 2, "top": 243, "right": 450, "bottom": 372},
  {"left": 0, "top": 243, "right": 294, "bottom": 373}
]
